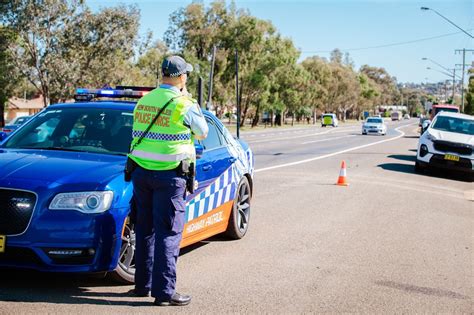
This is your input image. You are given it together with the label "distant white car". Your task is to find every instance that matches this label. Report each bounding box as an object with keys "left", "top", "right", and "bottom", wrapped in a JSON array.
[
  {"left": 362, "top": 117, "right": 387, "bottom": 135},
  {"left": 415, "top": 112, "right": 474, "bottom": 177}
]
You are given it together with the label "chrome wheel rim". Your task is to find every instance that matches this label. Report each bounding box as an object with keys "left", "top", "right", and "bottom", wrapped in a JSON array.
[
  {"left": 236, "top": 182, "right": 250, "bottom": 233},
  {"left": 118, "top": 220, "right": 136, "bottom": 276}
]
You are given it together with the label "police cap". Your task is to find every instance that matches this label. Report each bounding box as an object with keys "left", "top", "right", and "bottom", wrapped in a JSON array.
[{"left": 161, "top": 56, "right": 193, "bottom": 77}]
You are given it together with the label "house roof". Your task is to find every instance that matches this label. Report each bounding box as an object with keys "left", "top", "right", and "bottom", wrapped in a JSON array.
[{"left": 8, "top": 96, "right": 45, "bottom": 110}]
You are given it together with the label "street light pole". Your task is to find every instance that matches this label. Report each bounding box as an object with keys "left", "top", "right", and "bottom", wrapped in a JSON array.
[
  {"left": 420, "top": 7, "right": 474, "bottom": 38},
  {"left": 455, "top": 48, "right": 474, "bottom": 113}
]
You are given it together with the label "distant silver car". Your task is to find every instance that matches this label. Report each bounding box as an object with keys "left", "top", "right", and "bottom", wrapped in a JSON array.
[{"left": 362, "top": 117, "right": 387, "bottom": 135}]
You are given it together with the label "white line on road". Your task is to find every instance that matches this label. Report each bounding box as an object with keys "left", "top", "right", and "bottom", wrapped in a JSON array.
[
  {"left": 255, "top": 124, "right": 415, "bottom": 173},
  {"left": 301, "top": 135, "right": 356, "bottom": 145},
  {"left": 247, "top": 129, "right": 332, "bottom": 144}
]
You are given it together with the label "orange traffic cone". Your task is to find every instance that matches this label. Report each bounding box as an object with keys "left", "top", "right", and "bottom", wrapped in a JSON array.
[{"left": 336, "top": 161, "right": 349, "bottom": 186}]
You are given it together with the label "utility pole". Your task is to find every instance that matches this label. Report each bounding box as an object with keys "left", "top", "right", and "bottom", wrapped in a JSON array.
[
  {"left": 455, "top": 49, "right": 474, "bottom": 113},
  {"left": 451, "top": 69, "right": 456, "bottom": 102},
  {"left": 235, "top": 49, "right": 240, "bottom": 139},
  {"left": 207, "top": 45, "right": 216, "bottom": 111},
  {"left": 195, "top": 64, "right": 205, "bottom": 109}
]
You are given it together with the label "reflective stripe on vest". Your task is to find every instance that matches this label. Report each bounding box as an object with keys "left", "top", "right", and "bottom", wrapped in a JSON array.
[
  {"left": 131, "top": 149, "right": 192, "bottom": 162},
  {"left": 132, "top": 130, "right": 191, "bottom": 141}
]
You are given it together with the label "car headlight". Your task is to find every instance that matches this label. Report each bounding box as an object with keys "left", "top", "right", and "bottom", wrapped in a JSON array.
[{"left": 49, "top": 191, "right": 114, "bottom": 213}]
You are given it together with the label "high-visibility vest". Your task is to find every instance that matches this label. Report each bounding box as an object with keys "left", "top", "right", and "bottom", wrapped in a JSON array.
[{"left": 128, "top": 87, "right": 195, "bottom": 171}]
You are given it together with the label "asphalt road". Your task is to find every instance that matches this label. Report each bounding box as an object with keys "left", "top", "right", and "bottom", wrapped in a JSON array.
[{"left": 0, "top": 119, "right": 472, "bottom": 314}]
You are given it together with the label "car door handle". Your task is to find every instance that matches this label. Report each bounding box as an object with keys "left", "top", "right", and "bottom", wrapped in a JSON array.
[
  {"left": 229, "top": 157, "right": 237, "bottom": 163},
  {"left": 202, "top": 165, "right": 212, "bottom": 171}
]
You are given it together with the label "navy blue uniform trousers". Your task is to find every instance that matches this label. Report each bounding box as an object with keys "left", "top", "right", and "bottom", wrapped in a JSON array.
[{"left": 131, "top": 166, "right": 187, "bottom": 300}]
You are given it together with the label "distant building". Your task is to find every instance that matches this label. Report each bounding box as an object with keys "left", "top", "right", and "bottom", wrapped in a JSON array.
[
  {"left": 5, "top": 96, "right": 45, "bottom": 121},
  {"left": 379, "top": 105, "right": 407, "bottom": 112}
]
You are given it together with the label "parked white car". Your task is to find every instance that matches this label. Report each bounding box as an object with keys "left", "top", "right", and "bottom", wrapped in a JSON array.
[
  {"left": 362, "top": 117, "right": 387, "bottom": 135},
  {"left": 415, "top": 112, "right": 474, "bottom": 177}
]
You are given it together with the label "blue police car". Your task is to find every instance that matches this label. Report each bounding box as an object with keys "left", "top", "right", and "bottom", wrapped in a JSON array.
[{"left": 0, "top": 86, "right": 254, "bottom": 283}]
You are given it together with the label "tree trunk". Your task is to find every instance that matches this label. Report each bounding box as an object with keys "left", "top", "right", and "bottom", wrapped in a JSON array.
[
  {"left": 0, "top": 98, "right": 6, "bottom": 128},
  {"left": 274, "top": 112, "right": 281, "bottom": 126},
  {"left": 240, "top": 97, "right": 250, "bottom": 127},
  {"left": 252, "top": 103, "right": 260, "bottom": 127}
]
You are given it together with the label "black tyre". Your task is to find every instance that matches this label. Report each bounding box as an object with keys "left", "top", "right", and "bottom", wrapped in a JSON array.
[
  {"left": 109, "top": 216, "right": 136, "bottom": 284},
  {"left": 225, "top": 177, "right": 251, "bottom": 240},
  {"left": 414, "top": 161, "right": 424, "bottom": 174}
]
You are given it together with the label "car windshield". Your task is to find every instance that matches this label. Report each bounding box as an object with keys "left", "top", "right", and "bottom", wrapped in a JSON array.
[
  {"left": 432, "top": 116, "right": 474, "bottom": 135},
  {"left": 367, "top": 118, "right": 382, "bottom": 123},
  {"left": 2, "top": 107, "right": 134, "bottom": 155}
]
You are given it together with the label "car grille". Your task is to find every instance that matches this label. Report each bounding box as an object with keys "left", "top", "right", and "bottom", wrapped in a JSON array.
[
  {"left": 433, "top": 140, "right": 473, "bottom": 156},
  {"left": 0, "top": 189, "right": 37, "bottom": 235}
]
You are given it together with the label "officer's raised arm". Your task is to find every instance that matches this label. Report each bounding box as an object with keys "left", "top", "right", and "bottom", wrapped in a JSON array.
[{"left": 184, "top": 101, "right": 208, "bottom": 140}]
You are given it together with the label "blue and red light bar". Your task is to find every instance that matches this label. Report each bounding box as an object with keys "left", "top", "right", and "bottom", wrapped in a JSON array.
[{"left": 74, "top": 86, "right": 154, "bottom": 102}]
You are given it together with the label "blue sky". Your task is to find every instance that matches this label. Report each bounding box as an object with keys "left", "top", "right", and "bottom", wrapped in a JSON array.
[{"left": 86, "top": 0, "right": 473, "bottom": 84}]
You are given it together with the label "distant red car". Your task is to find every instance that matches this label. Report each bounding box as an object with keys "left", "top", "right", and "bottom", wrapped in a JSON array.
[{"left": 430, "top": 104, "right": 459, "bottom": 120}]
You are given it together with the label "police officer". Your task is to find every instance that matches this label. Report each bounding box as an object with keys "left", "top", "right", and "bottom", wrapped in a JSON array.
[{"left": 128, "top": 55, "right": 208, "bottom": 306}]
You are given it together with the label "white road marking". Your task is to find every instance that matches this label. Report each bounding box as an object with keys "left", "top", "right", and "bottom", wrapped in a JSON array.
[
  {"left": 255, "top": 124, "right": 415, "bottom": 173},
  {"left": 247, "top": 127, "right": 356, "bottom": 144},
  {"left": 301, "top": 135, "right": 356, "bottom": 145}
]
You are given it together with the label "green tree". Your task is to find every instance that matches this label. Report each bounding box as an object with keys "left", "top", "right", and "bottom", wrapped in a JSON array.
[
  {"left": 302, "top": 56, "right": 331, "bottom": 123},
  {"left": 326, "top": 62, "right": 360, "bottom": 121},
  {"left": 360, "top": 65, "right": 398, "bottom": 106},
  {"left": 165, "top": 1, "right": 301, "bottom": 127},
  {"left": 0, "top": 26, "right": 18, "bottom": 127},
  {"left": 464, "top": 68, "right": 474, "bottom": 115},
  {"left": 357, "top": 73, "right": 380, "bottom": 118},
  {"left": 2, "top": 0, "right": 140, "bottom": 106}
]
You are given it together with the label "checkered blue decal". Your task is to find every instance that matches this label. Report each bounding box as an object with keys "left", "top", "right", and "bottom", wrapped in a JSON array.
[
  {"left": 185, "top": 166, "right": 237, "bottom": 222},
  {"left": 132, "top": 130, "right": 191, "bottom": 141}
]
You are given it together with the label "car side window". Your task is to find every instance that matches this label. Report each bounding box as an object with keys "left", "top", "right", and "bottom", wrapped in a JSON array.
[{"left": 200, "top": 118, "right": 223, "bottom": 150}]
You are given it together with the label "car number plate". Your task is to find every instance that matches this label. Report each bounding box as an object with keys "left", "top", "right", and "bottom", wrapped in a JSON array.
[
  {"left": 444, "top": 154, "right": 460, "bottom": 162},
  {"left": 0, "top": 235, "right": 5, "bottom": 253}
]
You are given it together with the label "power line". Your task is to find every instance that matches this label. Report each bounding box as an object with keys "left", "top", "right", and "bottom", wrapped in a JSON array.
[{"left": 301, "top": 29, "right": 474, "bottom": 54}]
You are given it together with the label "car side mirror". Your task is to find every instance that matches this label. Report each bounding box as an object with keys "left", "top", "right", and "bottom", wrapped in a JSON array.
[
  {"left": 0, "top": 131, "right": 7, "bottom": 142},
  {"left": 195, "top": 143, "right": 204, "bottom": 159},
  {"left": 422, "top": 120, "right": 431, "bottom": 133}
]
